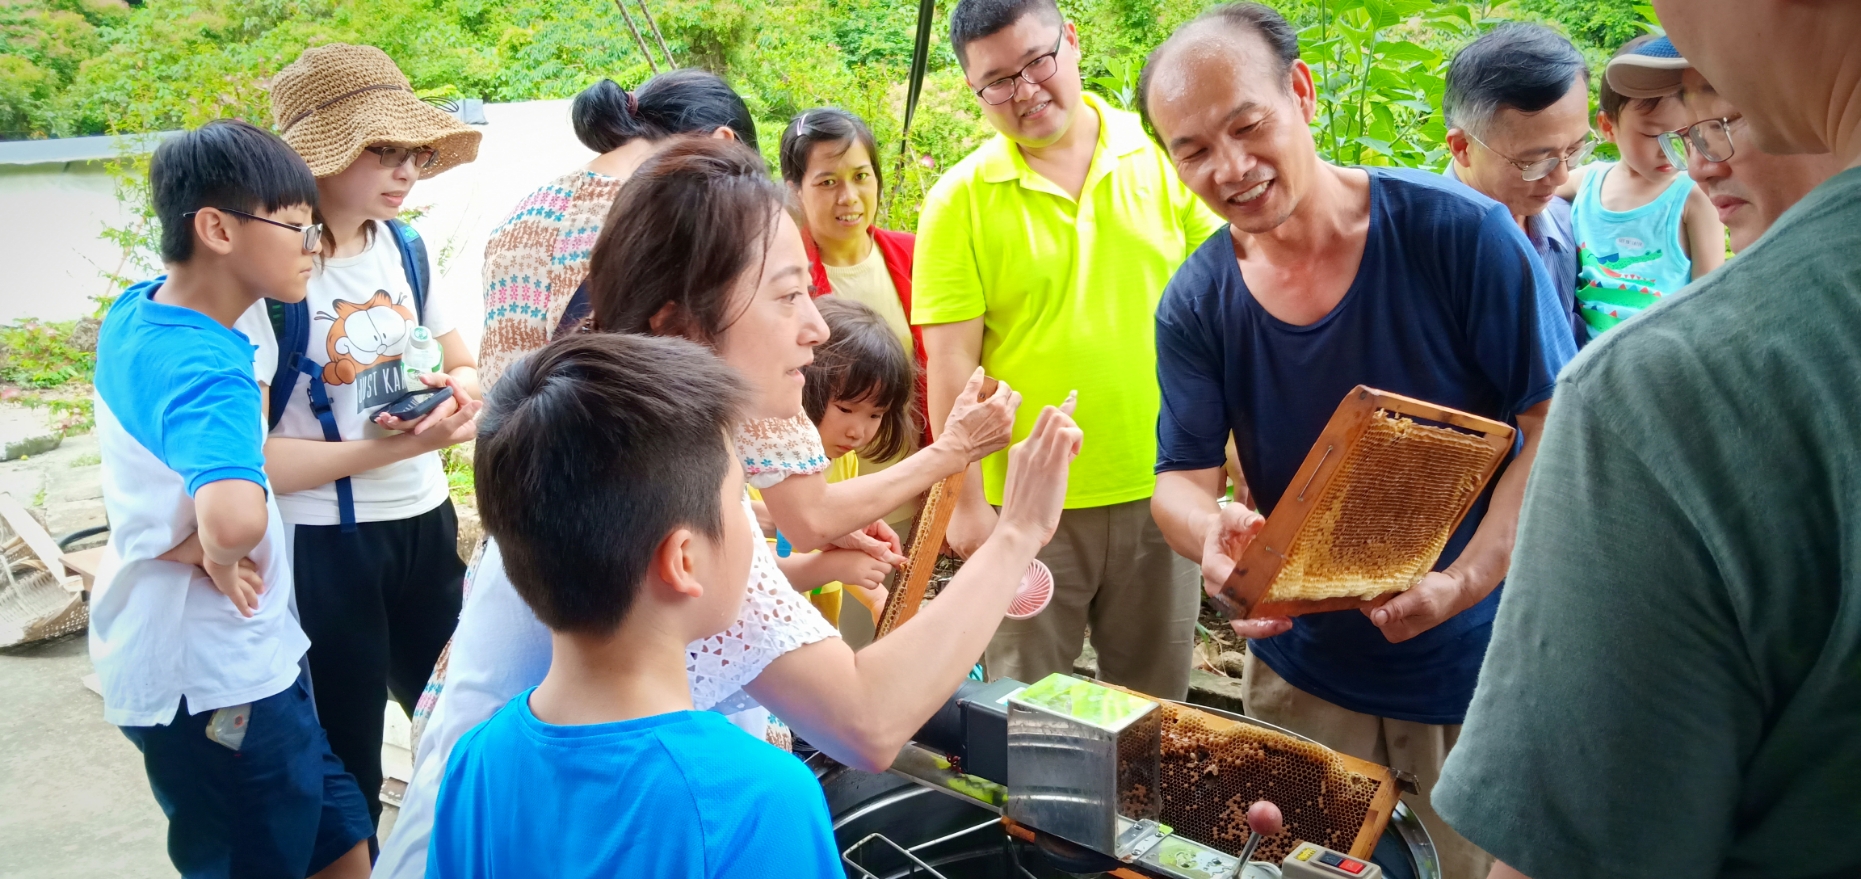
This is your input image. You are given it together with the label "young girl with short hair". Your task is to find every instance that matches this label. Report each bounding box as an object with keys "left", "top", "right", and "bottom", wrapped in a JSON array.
[{"left": 773, "top": 296, "right": 920, "bottom": 627}]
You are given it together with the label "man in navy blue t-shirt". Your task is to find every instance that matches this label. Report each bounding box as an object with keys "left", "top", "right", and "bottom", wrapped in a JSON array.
[{"left": 1135, "top": 7, "right": 1576, "bottom": 879}]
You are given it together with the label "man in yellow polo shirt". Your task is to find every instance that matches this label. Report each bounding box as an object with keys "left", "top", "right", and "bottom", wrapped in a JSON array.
[{"left": 915, "top": 0, "right": 1223, "bottom": 699}]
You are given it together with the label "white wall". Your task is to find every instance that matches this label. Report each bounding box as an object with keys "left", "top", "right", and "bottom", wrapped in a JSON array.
[
  {"left": 397, "top": 99, "right": 595, "bottom": 351},
  {"left": 0, "top": 99, "right": 596, "bottom": 345},
  {"left": 0, "top": 163, "right": 134, "bottom": 324}
]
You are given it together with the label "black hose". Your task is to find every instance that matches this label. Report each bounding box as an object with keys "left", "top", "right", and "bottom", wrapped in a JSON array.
[{"left": 56, "top": 524, "right": 109, "bottom": 550}]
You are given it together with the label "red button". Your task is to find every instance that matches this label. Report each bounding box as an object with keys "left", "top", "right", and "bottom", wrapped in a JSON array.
[{"left": 1338, "top": 860, "right": 1365, "bottom": 875}]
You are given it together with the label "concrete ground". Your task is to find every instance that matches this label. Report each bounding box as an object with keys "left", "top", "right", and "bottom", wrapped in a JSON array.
[
  {"left": 0, "top": 427, "right": 413, "bottom": 877},
  {"left": 0, "top": 632, "right": 174, "bottom": 878},
  {"left": 0, "top": 632, "right": 413, "bottom": 878}
]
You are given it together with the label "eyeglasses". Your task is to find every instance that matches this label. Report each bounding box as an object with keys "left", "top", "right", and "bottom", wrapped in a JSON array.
[
  {"left": 364, "top": 145, "right": 439, "bottom": 170},
  {"left": 1657, "top": 116, "right": 1740, "bottom": 171},
  {"left": 974, "top": 32, "right": 1065, "bottom": 106},
  {"left": 1466, "top": 130, "right": 1598, "bottom": 182},
  {"left": 182, "top": 207, "right": 324, "bottom": 252}
]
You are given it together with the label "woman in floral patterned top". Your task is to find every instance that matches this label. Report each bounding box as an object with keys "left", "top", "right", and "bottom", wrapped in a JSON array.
[
  {"left": 375, "top": 136, "right": 1083, "bottom": 879},
  {"left": 477, "top": 70, "right": 759, "bottom": 389}
]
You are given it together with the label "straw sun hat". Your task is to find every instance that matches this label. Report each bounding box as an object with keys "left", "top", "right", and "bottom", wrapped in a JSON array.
[{"left": 270, "top": 43, "right": 481, "bottom": 179}]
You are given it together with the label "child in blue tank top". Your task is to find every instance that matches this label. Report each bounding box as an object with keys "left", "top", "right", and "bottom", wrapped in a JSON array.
[{"left": 1561, "top": 35, "right": 1725, "bottom": 340}]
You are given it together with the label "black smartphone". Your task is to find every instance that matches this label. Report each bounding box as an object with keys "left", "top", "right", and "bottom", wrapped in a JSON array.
[{"left": 378, "top": 386, "right": 454, "bottom": 423}]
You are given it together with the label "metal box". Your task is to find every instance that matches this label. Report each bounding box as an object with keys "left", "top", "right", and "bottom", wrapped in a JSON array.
[{"left": 1005, "top": 674, "right": 1162, "bottom": 857}]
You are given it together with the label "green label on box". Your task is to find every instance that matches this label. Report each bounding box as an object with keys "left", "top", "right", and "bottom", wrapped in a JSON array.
[{"left": 1014, "top": 674, "right": 1156, "bottom": 730}]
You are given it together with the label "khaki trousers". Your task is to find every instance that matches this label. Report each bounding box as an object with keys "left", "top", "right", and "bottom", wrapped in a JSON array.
[
  {"left": 1243, "top": 652, "right": 1493, "bottom": 879},
  {"left": 984, "top": 498, "right": 1199, "bottom": 699}
]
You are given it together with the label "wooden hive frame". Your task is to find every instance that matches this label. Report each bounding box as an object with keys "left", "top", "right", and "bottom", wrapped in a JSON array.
[
  {"left": 1001, "top": 695, "right": 1402, "bottom": 869},
  {"left": 1215, "top": 386, "right": 1515, "bottom": 620},
  {"left": 873, "top": 471, "right": 963, "bottom": 639},
  {"left": 873, "top": 377, "right": 997, "bottom": 640}
]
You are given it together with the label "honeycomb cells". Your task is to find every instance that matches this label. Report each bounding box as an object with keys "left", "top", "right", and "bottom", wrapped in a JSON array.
[
  {"left": 1266, "top": 411, "right": 1497, "bottom": 603},
  {"left": 1154, "top": 703, "right": 1381, "bottom": 862},
  {"left": 1116, "top": 709, "right": 1162, "bottom": 821}
]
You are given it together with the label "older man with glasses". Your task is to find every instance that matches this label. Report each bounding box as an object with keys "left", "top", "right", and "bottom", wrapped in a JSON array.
[
  {"left": 1443, "top": 23, "right": 1595, "bottom": 350},
  {"left": 1431, "top": 0, "right": 1861, "bottom": 875},
  {"left": 1605, "top": 36, "right": 1843, "bottom": 254},
  {"left": 913, "top": 0, "right": 1225, "bottom": 700}
]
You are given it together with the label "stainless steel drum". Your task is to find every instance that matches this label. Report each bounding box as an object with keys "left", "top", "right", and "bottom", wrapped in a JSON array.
[{"left": 820, "top": 761, "right": 1073, "bottom": 879}]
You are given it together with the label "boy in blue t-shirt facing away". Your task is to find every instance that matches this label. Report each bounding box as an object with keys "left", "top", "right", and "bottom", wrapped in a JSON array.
[
  {"left": 427, "top": 334, "right": 842, "bottom": 879},
  {"left": 94, "top": 120, "right": 373, "bottom": 878}
]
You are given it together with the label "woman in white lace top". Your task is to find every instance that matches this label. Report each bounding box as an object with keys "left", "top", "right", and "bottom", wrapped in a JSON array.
[{"left": 375, "top": 138, "right": 1083, "bottom": 879}]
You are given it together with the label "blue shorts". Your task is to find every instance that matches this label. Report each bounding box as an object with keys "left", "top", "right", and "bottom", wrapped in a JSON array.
[{"left": 119, "top": 671, "right": 374, "bottom": 879}]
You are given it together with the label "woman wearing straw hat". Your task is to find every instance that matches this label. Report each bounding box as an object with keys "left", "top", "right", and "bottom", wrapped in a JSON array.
[{"left": 238, "top": 42, "right": 484, "bottom": 832}]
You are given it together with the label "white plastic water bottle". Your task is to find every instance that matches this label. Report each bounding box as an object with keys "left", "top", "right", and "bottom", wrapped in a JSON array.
[{"left": 402, "top": 325, "right": 442, "bottom": 392}]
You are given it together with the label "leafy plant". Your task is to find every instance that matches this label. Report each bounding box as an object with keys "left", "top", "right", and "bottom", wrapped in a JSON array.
[
  {"left": 16, "top": 393, "right": 93, "bottom": 438},
  {"left": 1300, "top": 0, "right": 1489, "bottom": 169},
  {"left": 96, "top": 152, "right": 160, "bottom": 307},
  {"left": 1087, "top": 55, "right": 1140, "bottom": 111},
  {"left": 0, "top": 319, "right": 96, "bottom": 389},
  {"left": 439, "top": 441, "right": 475, "bottom": 500}
]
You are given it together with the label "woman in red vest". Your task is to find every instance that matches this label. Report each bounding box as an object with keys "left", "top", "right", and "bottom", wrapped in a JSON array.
[
  {"left": 778, "top": 108, "right": 926, "bottom": 556},
  {"left": 778, "top": 109, "right": 923, "bottom": 403}
]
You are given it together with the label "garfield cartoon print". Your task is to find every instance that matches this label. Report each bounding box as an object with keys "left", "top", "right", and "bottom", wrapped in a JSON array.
[{"left": 317, "top": 289, "right": 419, "bottom": 411}]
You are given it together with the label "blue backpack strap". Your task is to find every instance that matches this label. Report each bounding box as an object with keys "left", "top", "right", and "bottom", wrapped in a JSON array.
[
  {"left": 555, "top": 280, "right": 593, "bottom": 338},
  {"left": 293, "top": 354, "right": 358, "bottom": 532},
  {"left": 265, "top": 298, "right": 311, "bottom": 432},
  {"left": 387, "top": 219, "right": 429, "bottom": 323}
]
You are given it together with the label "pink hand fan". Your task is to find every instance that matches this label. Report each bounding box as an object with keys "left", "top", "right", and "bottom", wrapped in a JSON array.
[{"left": 1006, "top": 559, "right": 1053, "bottom": 620}]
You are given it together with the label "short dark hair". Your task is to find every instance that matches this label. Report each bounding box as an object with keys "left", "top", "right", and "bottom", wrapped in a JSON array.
[
  {"left": 780, "top": 108, "right": 883, "bottom": 196},
  {"left": 1137, "top": 3, "right": 1300, "bottom": 143},
  {"left": 476, "top": 333, "right": 748, "bottom": 635},
  {"left": 1444, "top": 23, "right": 1590, "bottom": 136},
  {"left": 572, "top": 69, "right": 759, "bottom": 154},
  {"left": 586, "top": 137, "right": 790, "bottom": 345},
  {"left": 803, "top": 298, "right": 918, "bottom": 461},
  {"left": 1598, "top": 34, "right": 1666, "bottom": 120},
  {"left": 150, "top": 119, "right": 318, "bottom": 264},
  {"left": 949, "top": 0, "right": 1063, "bottom": 69}
]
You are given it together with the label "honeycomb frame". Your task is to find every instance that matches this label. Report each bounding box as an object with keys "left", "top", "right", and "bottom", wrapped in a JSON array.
[
  {"left": 875, "top": 471, "right": 963, "bottom": 638},
  {"left": 874, "top": 377, "right": 1000, "bottom": 640},
  {"left": 1218, "top": 386, "right": 1514, "bottom": 620},
  {"left": 1151, "top": 702, "right": 1399, "bottom": 862}
]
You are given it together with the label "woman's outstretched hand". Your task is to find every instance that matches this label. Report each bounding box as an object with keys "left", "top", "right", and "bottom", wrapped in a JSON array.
[
  {"left": 996, "top": 391, "right": 1081, "bottom": 545},
  {"left": 936, "top": 367, "right": 1022, "bottom": 465}
]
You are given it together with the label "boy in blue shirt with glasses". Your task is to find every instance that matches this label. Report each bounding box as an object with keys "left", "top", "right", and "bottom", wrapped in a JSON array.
[{"left": 93, "top": 119, "right": 371, "bottom": 879}]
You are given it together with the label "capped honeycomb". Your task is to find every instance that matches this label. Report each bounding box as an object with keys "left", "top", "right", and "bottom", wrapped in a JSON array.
[
  {"left": 1117, "top": 708, "right": 1162, "bottom": 822},
  {"left": 1267, "top": 411, "right": 1496, "bottom": 603},
  {"left": 1152, "top": 702, "right": 1382, "bottom": 862}
]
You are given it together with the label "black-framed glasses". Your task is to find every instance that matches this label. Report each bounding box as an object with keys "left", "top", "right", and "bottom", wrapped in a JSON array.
[
  {"left": 182, "top": 207, "right": 324, "bottom": 252},
  {"left": 1658, "top": 116, "right": 1740, "bottom": 171},
  {"left": 364, "top": 144, "right": 439, "bottom": 170},
  {"left": 975, "top": 31, "right": 1065, "bottom": 105},
  {"left": 1467, "top": 130, "right": 1598, "bottom": 182}
]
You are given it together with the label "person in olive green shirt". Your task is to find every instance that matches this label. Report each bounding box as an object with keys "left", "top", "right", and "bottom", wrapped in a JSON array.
[
  {"left": 1433, "top": 2, "right": 1861, "bottom": 877},
  {"left": 915, "top": 0, "right": 1223, "bottom": 699}
]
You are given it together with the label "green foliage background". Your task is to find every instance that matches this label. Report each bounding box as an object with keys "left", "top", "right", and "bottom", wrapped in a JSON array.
[
  {"left": 0, "top": 0, "right": 1656, "bottom": 327},
  {"left": 6, "top": 0, "right": 1652, "bottom": 216},
  {"left": 0, "top": 0, "right": 1652, "bottom": 422}
]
